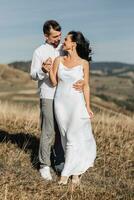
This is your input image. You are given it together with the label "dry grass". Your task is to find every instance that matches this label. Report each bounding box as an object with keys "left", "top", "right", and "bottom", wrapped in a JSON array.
[{"left": 0, "top": 101, "right": 133, "bottom": 200}]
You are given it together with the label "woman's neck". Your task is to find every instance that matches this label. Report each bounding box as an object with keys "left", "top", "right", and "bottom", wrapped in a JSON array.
[{"left": 66, "top": 49, "right": 80, "bottom": 61}]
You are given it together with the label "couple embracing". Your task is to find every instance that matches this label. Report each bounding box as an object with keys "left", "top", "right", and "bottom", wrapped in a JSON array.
[{"left": 30, "top": 20, "right": 96, "bottom": 185}]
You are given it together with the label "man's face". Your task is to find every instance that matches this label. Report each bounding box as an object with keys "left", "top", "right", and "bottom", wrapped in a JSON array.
[{"left": 45, "top": 28, "right": 61, "bottom": 48}]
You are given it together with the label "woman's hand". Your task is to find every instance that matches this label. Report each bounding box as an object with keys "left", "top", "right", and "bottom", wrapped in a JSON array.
[{"left": 87, "top": 107, "right": 94, "bottom": 119}]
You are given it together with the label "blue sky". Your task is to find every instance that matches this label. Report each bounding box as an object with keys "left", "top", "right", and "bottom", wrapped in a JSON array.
[{"left": 0, "top": 0, "right": 134, "bottom": 64}]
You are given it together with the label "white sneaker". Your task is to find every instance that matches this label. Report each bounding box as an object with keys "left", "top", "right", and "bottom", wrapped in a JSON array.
[{"left": 39, "top": 166, "right": 52, "bottom": 180}]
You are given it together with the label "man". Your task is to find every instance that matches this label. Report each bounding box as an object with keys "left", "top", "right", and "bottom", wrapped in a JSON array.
[{"left": 30, "top": 20, "right": 83, "bottom": 181}]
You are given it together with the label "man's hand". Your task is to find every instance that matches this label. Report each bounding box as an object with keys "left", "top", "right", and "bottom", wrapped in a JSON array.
[
  {"left": 42, "top": 57, "right": 52, "bottom": 73},
  {"left": 73, "top": 80, "right": 85, "bottom": 92}
]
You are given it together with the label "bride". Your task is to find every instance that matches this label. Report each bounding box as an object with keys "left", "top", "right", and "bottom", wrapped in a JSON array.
[{"left": 43, "top": 31, "right": 96, "bottom": 185}]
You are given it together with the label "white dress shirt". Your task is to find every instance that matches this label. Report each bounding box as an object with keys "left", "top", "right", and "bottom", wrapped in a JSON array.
[{"left": 30, "top": 42, "right": 62, "bottom": 99}]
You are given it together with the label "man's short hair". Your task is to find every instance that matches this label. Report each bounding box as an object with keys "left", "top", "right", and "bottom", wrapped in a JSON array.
[{"left": 43, "top": 20, "right": 61, "bottom": 35}]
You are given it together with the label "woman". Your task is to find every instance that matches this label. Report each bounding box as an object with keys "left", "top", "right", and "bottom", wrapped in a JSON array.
[{"left": 49, "top": 31, "right": 96, "bottom": 185}]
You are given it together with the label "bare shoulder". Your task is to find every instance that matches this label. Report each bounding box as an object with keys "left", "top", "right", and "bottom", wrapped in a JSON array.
[
  {"left": 53, "top": 57, "right": 60, "bottom": 69},
  {"left": 54, "top": 56, "right": 65, "bottom": 63},
  {"left": 82, "top": 59, "right": 90, "bottom": 70},
  {"left": 54, "top": 56, "right": 61, "bottom": 63}
]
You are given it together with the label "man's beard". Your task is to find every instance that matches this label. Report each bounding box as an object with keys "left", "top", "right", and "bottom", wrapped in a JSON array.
[
  {"left": 52, "top": 40, "right": 60, "bottom": 48},
  {"left": 46, "top": 39, "right": 60, "bottom": 48}
]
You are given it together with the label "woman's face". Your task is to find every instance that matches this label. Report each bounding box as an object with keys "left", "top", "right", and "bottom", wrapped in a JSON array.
[{"left": 63, "top": 34, "right": 75, "bottom": 51}]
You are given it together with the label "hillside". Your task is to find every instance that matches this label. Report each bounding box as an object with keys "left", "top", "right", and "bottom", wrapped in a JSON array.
[
  {"left": 91, "top": 61, "right": 134, "bottom": 70},
  {"left": 0, "top": 64, "right": 37, "bottom": 103},
  {"left": 91, "top": 74, "right": 134, "bottom": 113},
  {"left": 0, "top": 62, "right": 133, "bottom": 199},
  {"left": 1, "top": 61, "right": 134, "bottom": 114},
  {"left": 8, "top": 61, "right": 31, "bottom": 73},
  {"left": 0, "top": 64, "right": 31, "bottom": 83},
  {"left": 91, "top": 62, "right": 134, "bottom": 79},
  {"left": 9, "top": 61, "right": 134, "bottom": 77}
]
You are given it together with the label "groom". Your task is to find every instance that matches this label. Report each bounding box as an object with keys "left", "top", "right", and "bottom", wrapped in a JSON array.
[{"left": 30, "top": 20, "right": 84, "bottom": 180}]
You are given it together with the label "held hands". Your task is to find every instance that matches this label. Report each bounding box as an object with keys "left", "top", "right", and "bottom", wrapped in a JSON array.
[
  {"left": 42, "top": 57, "right": 52, "bottom": 73},
  {"left": 73, "top": 80, "right": 84, "bottom": 92}
]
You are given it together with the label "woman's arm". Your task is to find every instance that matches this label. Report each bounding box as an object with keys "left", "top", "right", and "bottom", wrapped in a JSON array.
[
  {"left": 49, "top": 57, "right": 60, "bottom": 87},
  {"left": 83, "top": 60, "right": 93, "bottom": 118}
]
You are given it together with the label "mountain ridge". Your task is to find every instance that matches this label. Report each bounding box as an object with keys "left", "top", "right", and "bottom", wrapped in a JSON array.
[{"left": 8, "top": 61, "right": 134, "bottom": 74}]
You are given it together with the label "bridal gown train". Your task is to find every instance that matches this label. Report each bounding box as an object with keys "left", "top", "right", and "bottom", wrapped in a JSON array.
[{"left": 54, "top": 62, "right": 96, "bottom": 177}]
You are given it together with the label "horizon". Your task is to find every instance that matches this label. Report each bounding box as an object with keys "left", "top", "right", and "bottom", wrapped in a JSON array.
[
  {"left": 0, "top": 0, "right": 134, "bottom": 64},
  {"left": 7, "top": 60, "right": 134, "bottom": 66}
]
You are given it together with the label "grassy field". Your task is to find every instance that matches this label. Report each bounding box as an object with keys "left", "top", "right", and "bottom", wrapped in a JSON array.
[
  {"left": 0, "top": 63, "right": 133, "bottom": 199},
  {"left": 91, "top": 74, "right": 134, "bottom": 114},
  {"left": 0, "top": 101, "right": 133, "bottom": 200}
]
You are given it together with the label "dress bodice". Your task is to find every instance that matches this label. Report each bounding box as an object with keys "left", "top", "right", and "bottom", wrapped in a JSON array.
[
  {"left": 58, "top": 62, "right": 84, "bottom": 84},
  {"left": 55, "top": 62, "right": 84, "bottom": 98}
]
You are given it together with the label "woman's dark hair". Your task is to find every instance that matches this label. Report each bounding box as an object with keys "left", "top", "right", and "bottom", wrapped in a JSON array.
[
  {"left": 43, "top": 20, "right": 61, "bottom": 35},
  {"left": 68, "top": 31, "right": 92, "bottom": 61}
]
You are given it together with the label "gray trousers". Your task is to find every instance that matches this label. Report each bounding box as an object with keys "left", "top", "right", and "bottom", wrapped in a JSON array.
[{"left": 39, "top": 98, "right": 64, "bottom": 168}]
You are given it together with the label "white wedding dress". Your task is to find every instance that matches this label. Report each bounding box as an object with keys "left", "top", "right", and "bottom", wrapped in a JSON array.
[{"left": 54, "top": 61, "right": 96, "bottom": 177}]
